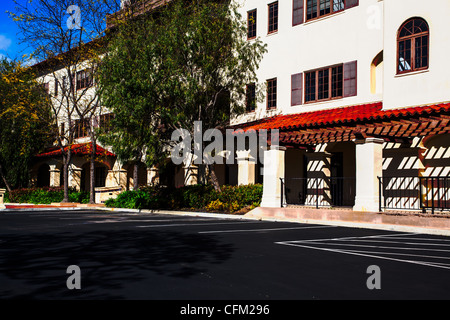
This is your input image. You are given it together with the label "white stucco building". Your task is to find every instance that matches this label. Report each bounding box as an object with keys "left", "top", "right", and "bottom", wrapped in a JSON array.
[{"left": 32, "top": 0, "right": 449, "bottom": 212}]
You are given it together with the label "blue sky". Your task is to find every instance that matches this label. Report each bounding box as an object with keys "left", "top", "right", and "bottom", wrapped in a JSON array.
[{"left": 0, "top": 1, "right": 33, "bottom": 61}]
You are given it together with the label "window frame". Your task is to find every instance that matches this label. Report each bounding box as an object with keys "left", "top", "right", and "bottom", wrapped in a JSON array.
[
  {"left": 76, "top": 69, "right": 93, "bottom": 91},
  {"left": 266, "top": 78, "right": 277, "bottom": 110},
  {"left": 247, "top": 9, "right": 257, "bottom": 40},
  {"left": 396, "top": 18, "right": 429, "bottom": 75},
  {"left": 304, "top": 64, "right": 344, "bottom": 104},
  {"left": 73, "top": 118, "right": 90, "bottom": 139},
  {"left": 305, "top": 0, "right": 345, "bottom": 22},
  {"left": 268, "top": 1, "right": 279, "bottom": 34},
  {"left": 246, "top": 83, "right": 256, "bottom": 113}
]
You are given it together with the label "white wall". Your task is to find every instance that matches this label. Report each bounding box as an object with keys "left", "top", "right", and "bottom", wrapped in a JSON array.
[
  {"left": 383, "top": 0, "right": 450, "bottom": 109},
  {"left": 233, "top": 0, "right": 384, "bottom": 126}
]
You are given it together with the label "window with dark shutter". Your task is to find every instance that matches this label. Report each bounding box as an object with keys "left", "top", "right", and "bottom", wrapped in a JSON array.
[
  {"left": 343, "top": 60, "right": 357, "bottom": 97},
  {"left": 291, "top": 73, "right": 303, "bottom": 106},
  {"left": 247, "top": 9, "right": 257, "bottom": 40},
  {"left": 293, "top": 0, "right": 304, "bottom": 26},
  {"left": 304, "top": 64, "right": 343, "bottom": 103},
  {"left": 344, "top": 0, "right": 359, "bottom": 9},
  {"left": 306, "top": 0, "right": 345, "bottom": 21}
]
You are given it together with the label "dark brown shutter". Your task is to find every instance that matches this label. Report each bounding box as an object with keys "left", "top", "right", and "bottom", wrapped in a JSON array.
[
  {"left": 343, "top": 61, "right": 357, "bottom": 97},
  {"left": 293, "top": 0, "right": 304, "bottom": 26},
  {"left": 345, "top": 0, "right": 359, "bottom": 9},
  {"left": 291, "top": 73, "right": 303, "bottom": 106}
]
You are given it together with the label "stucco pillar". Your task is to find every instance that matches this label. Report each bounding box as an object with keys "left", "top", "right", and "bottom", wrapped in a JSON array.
[
  {"left": 70, "top": 167, "right": 83, "bottom": 191},
  {"left": 49, "top": 165, "right": 61, "bottom": 187},
  {"left": 260, "top": 146, "right": 286, "bottom": 208},
  {"left": 236, "top": 150, "right": 256, "bottom": 186},
  {"left": 353, "top": 138, "right": 384, "bottom": 212},
  {"left": 0, "top": 188, "right": 6, "bottom": 206},
  {"left": 184, "top": 154, "right": 198, "bottom": 186},
  {"left": 147, "top": 167, "right": 159, "bottom": 186}
]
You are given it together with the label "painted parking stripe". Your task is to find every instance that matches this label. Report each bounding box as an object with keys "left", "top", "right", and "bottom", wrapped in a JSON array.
[
  {"left": 198, "top": 225, "right": 336, "bottom": 234},
  {"left": 276, "top": 233, "right": 450, "bottom": 270},
  {"left": 276, "top": 241, "right": 450, "bottom": 270},
  {"left": 136, "top": 221, "right": 264, "bottom": 228}
]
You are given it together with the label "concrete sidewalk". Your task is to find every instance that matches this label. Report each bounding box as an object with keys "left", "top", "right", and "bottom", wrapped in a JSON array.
[{"left": 245, "top": 206, "right": 450, "bottom": 236}]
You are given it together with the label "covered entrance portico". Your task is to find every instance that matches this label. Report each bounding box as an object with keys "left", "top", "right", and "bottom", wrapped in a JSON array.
[{"left": 235, "top": 102, "right": 450, "bottom": 213}]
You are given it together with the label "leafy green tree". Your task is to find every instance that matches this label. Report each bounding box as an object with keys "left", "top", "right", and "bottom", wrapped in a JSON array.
[
  {"left": 97, "top": 6, "right": 167, "bottom": 189},
  {"left": 10, "top": 0, "right": 121, "bottom": 202},
  {"left": 0, "top": 58, "right": 55, "bottom": 191},
  {"left": 99, "top": 0, "right": 267, "bottom": 191}
]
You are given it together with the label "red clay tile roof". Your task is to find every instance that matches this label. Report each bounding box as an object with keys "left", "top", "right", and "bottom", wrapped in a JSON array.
[
  {"left": 36, "top": 142, "right": 115, "bottom": 158},
  {"left": 233, "top": 102, "right": 450, "bottom": 132}
]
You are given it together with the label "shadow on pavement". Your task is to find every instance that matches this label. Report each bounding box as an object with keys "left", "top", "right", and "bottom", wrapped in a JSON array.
[{"left": 0, "top": 229, "right": 233, "bottom": 299}]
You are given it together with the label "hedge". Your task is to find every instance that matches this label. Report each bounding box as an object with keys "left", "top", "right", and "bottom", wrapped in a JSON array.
[
  {"left": 5, "top": 187, "right": 90, "bottom": 204},
  {"left": 105, "top": 184, "right": 263, "bottom": 213}
]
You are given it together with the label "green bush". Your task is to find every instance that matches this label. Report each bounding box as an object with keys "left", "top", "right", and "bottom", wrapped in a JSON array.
[
  {"left": 5, "top": 187, "right": 89, "bottom": 204},
  {"left": 106, "top": 184, "right": 263, "bottom": 213}
]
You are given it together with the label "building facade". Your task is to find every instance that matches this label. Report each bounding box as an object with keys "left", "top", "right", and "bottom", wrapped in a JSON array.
[
  {"left": 32, "top": 0, "right": 450, "bottom": 212},
  {"left": 233, "top": 0, "right": 449, "bottom": 213}
]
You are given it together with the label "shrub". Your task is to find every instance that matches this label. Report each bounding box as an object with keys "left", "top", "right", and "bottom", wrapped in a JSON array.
[
  {"left": 106, "top": 184, "right": 263, "bottom": 213},
  {"left": 5, "top": 187, "right": 89, "bottom": 204}
]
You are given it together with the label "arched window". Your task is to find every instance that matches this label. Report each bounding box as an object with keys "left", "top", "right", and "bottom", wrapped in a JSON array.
[{"left": 397, "top": 18, "right": 429, "bottom": 74}]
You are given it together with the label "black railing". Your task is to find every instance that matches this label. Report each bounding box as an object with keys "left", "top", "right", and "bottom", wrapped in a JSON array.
[
  {"left": 281, "top": 177, "right": 356, "bottom": 208},
  {"left": 378, "top": 176, "right": 450, "bottom": 214}
]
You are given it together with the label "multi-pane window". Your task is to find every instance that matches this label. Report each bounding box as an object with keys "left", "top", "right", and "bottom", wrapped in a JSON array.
[
  {"left": 247, "top": 9, "right": 257, "bottom": 39},
  {"left": 305, "top": 65, "right": 343, "bottom": 103},
  {"left": 99, "top": 113, "right": 114, "bottom": 132},
  {"left": 73, "top": 118, "right": 90, "bottom": 139},
  {"left": 397, "top": 18, "right": 429, "bottom": 74},
  {"left": 76, "top": 69, "right": 93, "bottom": 90},
  {"left": 268, "top": 2, "right": 278, "bottom": 34},
  {"left": 266, "top": 78, "right": 277, "bottom": 109},
  {"left": 306, "top": 0, "right": 345, "bottom": 21},
  {"left": 246, "top": 83, "right": 256, "bottom": 112}
]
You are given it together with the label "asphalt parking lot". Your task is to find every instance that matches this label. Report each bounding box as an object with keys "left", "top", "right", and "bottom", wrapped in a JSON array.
[{"left": 1, "top": 209, "right": 450, "bottom": 301}]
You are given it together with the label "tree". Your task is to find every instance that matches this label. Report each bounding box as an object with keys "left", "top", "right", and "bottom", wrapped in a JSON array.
[
  {"left": 9, "top": 0, "right": 121, "bottom": 202},
  {"left": 99, "top": 0, "right": 267, "bottom": 191},
  {"left": 97, "top": 3, "right": 168, "bottom": 190},
  {"left": 0, "top": 58, "right": 54, "bottom": 191}
]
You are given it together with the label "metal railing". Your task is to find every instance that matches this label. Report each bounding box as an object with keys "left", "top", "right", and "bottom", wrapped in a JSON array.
[
  {"left": 281, "top": 177, "right": 356, "bottom": 208},
  {"left": 378, "top": 176, "right": 450, "bottom": 214}
]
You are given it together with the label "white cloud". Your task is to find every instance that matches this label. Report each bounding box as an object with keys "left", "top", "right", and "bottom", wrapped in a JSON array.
[{"left": 0, "top": 35, "right": 12, "bottom": 51}]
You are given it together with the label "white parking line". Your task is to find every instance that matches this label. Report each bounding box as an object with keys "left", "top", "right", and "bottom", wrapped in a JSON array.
[
  {"left": 276, "top": 233, "right": 450, "bottom": 270},
  {"left": 198, "top": 225, "right": 336, "bottom": 234},
  {"left": 136, "top": 221, "right": 263, "bottom": 228}
]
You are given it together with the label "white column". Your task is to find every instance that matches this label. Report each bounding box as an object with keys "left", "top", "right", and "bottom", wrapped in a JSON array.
[
  {"left": 147, "top": 167, "right": 159, "bottom": 186},
  {"left": 260, "top": 146, "right": 286, "bottom": 208},
  {"left": 49, "top": 165, "right": 61, "bottom": 187},
  {"left": 353, "top": 138, "right": 384, "bottom": 212},
  {"left": 236, "top": 150, "right": 256, "bottom": 186},
  {"left": 184, "top": 154, "right": 198, "bottom": 186}
]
